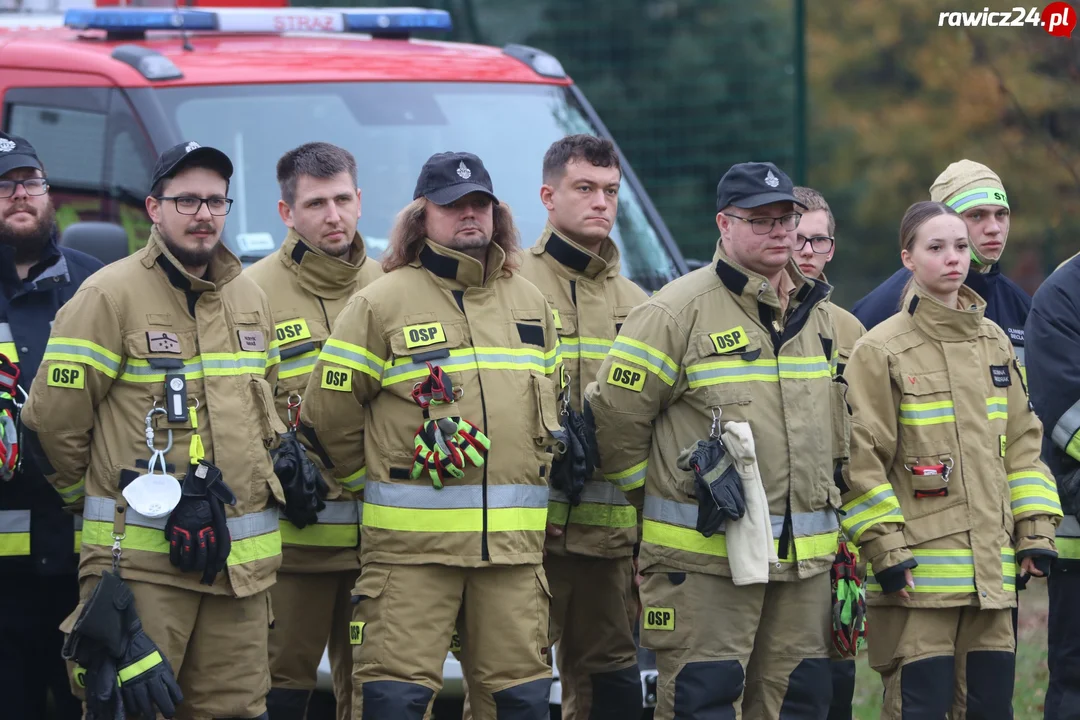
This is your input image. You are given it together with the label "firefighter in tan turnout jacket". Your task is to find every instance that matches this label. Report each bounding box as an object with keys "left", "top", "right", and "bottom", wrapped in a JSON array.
[
  {"left": 300, "top": 152, "right": 562, "bottom": 720},
  {"left": 22, "top": 143, "right": 287, "bottom": 719},
  {"left": 841, "top": 201, "right": 1060, "bottom": 718},
  {"left": 244, "top": 143, "right": 381, "bottom": 720},
  {"left": 523, "top": 136, "right": 648, "bottom": 718},
  {"left": 586, "top": 162, "right": 847, "bottom": 719}
]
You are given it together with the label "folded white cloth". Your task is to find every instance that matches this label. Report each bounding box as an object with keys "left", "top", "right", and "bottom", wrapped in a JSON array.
[{"left": 721, "top": 421, "right": 777, "bottom": 585}]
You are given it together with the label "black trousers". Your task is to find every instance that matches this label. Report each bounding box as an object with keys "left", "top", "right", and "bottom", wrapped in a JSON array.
[
  {"left": 0, "top": 571, "right": 82, "bottom": 720},
  {"left": 1047, "top": 566, "right": 1080, "bottom": 720}
]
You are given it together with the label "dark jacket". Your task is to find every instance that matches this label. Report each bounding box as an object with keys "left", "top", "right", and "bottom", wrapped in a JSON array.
[
  {"left": 0, "top": 233, "right": 102, "bottom": 574},
  {"left": 1025, "top": 255, "right": 1080, "bottom": 565},
  {"left": 852, "top": 263, "right": 1031, "bottom": 362}
]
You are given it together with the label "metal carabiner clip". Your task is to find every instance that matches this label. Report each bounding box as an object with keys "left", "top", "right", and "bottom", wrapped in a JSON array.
[
  {"left": 286, "top": 393, "right": 302, "bottom": 431},
  {"left": 144, "top": 407, "right": 174, "bottom": 474},
  {"left": 710, "top": 406, "right": 723, "bottom": 440}
]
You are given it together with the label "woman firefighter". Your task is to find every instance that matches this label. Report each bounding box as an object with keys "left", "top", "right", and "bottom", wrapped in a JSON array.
[{"left": 839, "top": 200, "right": 1062, "bottom": 718}]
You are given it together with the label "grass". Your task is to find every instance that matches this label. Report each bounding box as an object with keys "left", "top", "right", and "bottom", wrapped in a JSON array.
[{"left": 851, "top": 581, "right": 1050, "bottom": 719}]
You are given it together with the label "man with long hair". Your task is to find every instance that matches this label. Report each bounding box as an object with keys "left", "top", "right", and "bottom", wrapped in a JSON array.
[{"left": 300, "top": 152, "right": 562, "bottom": 719}]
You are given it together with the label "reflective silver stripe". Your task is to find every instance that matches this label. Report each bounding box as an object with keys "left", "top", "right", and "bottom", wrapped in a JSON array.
[
  {"left": 45, "top": 340, "right": 121, "bottom": 373},
  {"left": 357, "top": 500, "right": 364, "bottom": 525},
  {"left": 122, "top": 359, "right": 204, "bottom": 378},
  {"left": 73, "top": 515, "right": 84, "bottom": 530},
  {"left": 904, "top": 554, "right": 974, "bottom": 565},
  {"left": 311, "top": 500, "right": 359, "bottom": 525},
  {"left": 341, "top": 466, "right": 367, "bottom": 492},
  {"left": 0, "top": 323, "right": 13, "bottom": 343},
  {"left": 1052, "top": 400, "right": 1080, "bottom": 454},
  {"left": 202, "top": 355, "right": 269, "bottom": 373},
  {"left": 320, "top": 343, "right": 385, "bottom": 379},
  {"left": 0, "top": 509, "right": 30, "bottom": 533},
  {"left": 1058, "top": 515, "right": 1080, "bottom": 538},
  {"left": 363, "top": 481, "right": 548, "bottom": 510},
  {"left": 550, "top": 480, "right": 631, "bottom": 506},
  {"left": 278, "top": 352, "right": 318, "bottom": 377},
  {"left": 688, "top": 363, "right": 779, "bottom": 385},
  {"left": 986, "top": 399, "right": 1008, "bottom": 416},
  {"left": 900, "top": 405, "right": 955, "bottom": 421},
  {"left": 384, "top": 348, "right": 548, "bottom": 382},
  {"left": 84, "top": 497, "right": 278, "bottom": 539},
  {"left": 642, "top": 496, "right": 785, "bottom": 536},
  {"left": 610, "top": 339, "right": 678, "bottom": 384},
  {"left": 578, "top": 339, "right": 613, "bottom": 356},
  {"left": 791, "top": 509, "right": 839, "bottom": 537},
  {"left": 868, "top": 574, "right": 973, "bottom": 588},
  {"left": 267, "top": 345, "right": 280, "bottom": 365},
  {"left": 776, "top": 358, "right": 831, "bottom": 376}
]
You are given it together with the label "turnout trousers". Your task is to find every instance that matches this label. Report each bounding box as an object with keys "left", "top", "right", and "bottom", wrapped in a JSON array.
[
  {"left": 267, "top": 569, "right": 358, "bottom": 720},
  {"left": 868, "top": 605, "right": 1015, "bottom": 720},
  {"left": 350, "top": 562, "right": 551, "bottom": 720},
  {"left": 639, "top": 569, "right": 833, "bottom": 720},
  {"left": 64, "top": 576, "right": 272, "bottom": 719},
  {"left": 1046, "top": 566, "right": 1080, "bottom": 720}
]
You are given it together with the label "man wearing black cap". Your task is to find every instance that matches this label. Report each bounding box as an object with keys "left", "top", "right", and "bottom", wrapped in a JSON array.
[
  {"left": 299, "top": 151, "right": 563, "bottom": 720},
  {"left": 585, "top": 162, "right": 846, "bottom": 718},
  {"left": 0, "top": 131, "right": 103, "bottom": 720},
  {"left": 22, "top": 140, "right": 287, "bottom": 719}
]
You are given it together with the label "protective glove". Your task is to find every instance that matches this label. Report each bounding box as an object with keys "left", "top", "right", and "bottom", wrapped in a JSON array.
[
  {"left": 411, "top": 417, "right": 491, "bottom": 489},
  {"left": 831, "top": 542, "right": 866, "bottom": 658},
  {"left": 678, "top": 438, "right": 745, "bottom": 538},
  {"left": 117, "top": 614, "right": 183, "bottom": 720},
  {"left": 164, "top": 460, "right": 235, "bottom": 585},
  {"left": 550, "top": 410, "right": 594, "bottom": 506},
  {"left": 0, "top": 353, "right": 20, "bottom": 482},
  {"left": 78, "top": 652, "right": 126, "bottom": 720},
  {"left": 272, "top": 430, "right": 328, "bottom": 528},
  {"left": 1058, "top": 464, "right": 1080, "bottom": 518}
]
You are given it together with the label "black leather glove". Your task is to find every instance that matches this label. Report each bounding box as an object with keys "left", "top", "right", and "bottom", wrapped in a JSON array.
[
  {"left": 117, "top": 614, "right": 183, "bottom": 719},
  {"left": 550, "top": 410, "right": 595, "bottom": 506},
  {"left": 164, "top": 460, "right": 235, "bottom": 585},
  {"left": 1058, "top": 464, "right": 1080, "bottom": 518},
  {"left": 80, "top": 651, "right": 125, "bottom": 720},
  {"left": 678, "top": 438, "right": 745, "bottom": 538},
  {"left": 272, "top": 431, "right": 328, "bottom": 528}
]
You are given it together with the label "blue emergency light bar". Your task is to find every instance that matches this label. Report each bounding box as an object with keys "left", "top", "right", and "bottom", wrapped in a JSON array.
[{"left": 63, "top": 6, "right": 453, "bottom": 35}]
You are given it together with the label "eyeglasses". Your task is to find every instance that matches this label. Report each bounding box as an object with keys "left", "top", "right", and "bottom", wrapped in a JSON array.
[
  {"left": 724, "top": 212, "right": 801, "bottom": 235},
  {"left": 795, "top": 234, "right": 835, "bottom": 254},
  {"left": 0, "top": 177, "right": 48, "bottom": 199},
  {"left": 156, "top": 195, "right": 233, "bottom": 216}
]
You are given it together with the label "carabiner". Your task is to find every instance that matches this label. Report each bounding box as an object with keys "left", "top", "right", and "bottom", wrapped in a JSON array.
[
  {"left": 287, "top": 393, "right": 302, "bottom": 431},
  {"left": 144, "top": 407, "right": 174, "bottom": 455},
  {"left": 710, "top": 406, "right": 723, "bottom": 439}
]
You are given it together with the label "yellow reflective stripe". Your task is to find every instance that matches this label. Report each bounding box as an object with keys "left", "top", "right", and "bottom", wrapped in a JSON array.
[
  {"left": 604, "top": 460, "right": 647, "bottom": 491},
  {"left": 1058, "top": 537, "right": 1080, "bottom": 560},
  {"left": 341, "top": 466, "right": 367, "bottom": 493},
  {"left": 643, "top": 519, "right": 835, "bottom": 561},
  {"left": 987, "top": 396, "right": 1008, "bottom": 421},
  {"left": 280, "top": 520, "right": 359, "bottom": 548},
  {"left": 43, "top": 340, "right": 121, "bottom": 378},
  {"left": 687, "top": 359, "right": 779, "bottom": 387},
  {"left": 74, "top": 530, "right": 82, "bottom": 552},
  {"left": 58, "top": 476, "right": 86, "bottom": 504},
  {"left": 610, "top": 337, "right": 678, "bottom": 386},
  {"left": 363, "top": 505, "right": 547, "bottom": 533},
  {"left": 577, "top": 336, "right": 614, "bottom": 360},
  {"left": 1007, "top": 471, "right": 1063, "bottom": 517},
  {"left": 321, "top": 339, "right": 386, "bottom": 382},
  {"left": 0, "top": 533, "right": 30, "bottom": 556},
  {"left": 225, "top": 531, "right": 282, "bottom": 566},
  {"left": 547, "top": 501, "right": 637, "bottom": 529},
  {"left": 0, "top": 342, "right": 19, "bottom": 363},
  {"left": 840, "top": 484, "right": 905, "bottom": 543},
  {"left": 82, "top": 520, "right": 281, "bottom": 565},
  {"left": 793, "top": 531, "right": 840, "bottom": 560},
  {"left": 118, "top": 650, "right": 163, "bottom": 683},
  {"left": 899, "top": 400, "right": 955, "bottom": 426},
  {"left": 776, "top": 355, "right": 832, "bottom": 379},
  {"left": 278, "top": 349, "right": 319, "bottom": 380}
]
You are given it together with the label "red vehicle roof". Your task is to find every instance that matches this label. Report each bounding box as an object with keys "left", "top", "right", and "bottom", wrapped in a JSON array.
[{"left": 0, "top": 27, "right": 572, "bottom": 88}]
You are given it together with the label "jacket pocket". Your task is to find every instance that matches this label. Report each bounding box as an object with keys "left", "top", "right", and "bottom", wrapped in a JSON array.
[
  {"left": 901, "top": 504, "right": 971, "bottom": 547},
  {"left": 533, "top": 566, "right": 554, "bottom": 657},
  {"left": 250, "top": 377, "right": 286, "bottom": 505},
  {"left": 638, "top": 571, "right": 691, "bottom": 650},
  {"left": 897, "top": 442, "right": 966, "bottom": 521},
  {"left": 351, "top": 563, "right": 392, "bottom": 665}
]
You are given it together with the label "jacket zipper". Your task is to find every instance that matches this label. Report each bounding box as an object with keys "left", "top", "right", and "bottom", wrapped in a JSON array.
[{"left": 317, "top": 297, "right": 331, "bottom": 328}]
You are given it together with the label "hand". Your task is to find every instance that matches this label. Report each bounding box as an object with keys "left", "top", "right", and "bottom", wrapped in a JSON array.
[
  {"left": 1021, "top": 556, "right": 1045, "bottom": 578},
  {"left": 893, "top": 569, "right": 916, "bottom": 600},
  {"left": 546, "top": 522, "right": 563, "bottom": 538}
]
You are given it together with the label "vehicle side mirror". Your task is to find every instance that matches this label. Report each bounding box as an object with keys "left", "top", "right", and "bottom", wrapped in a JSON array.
[{"left": 60, "top": 222, "right": 129, "bottom": 266}]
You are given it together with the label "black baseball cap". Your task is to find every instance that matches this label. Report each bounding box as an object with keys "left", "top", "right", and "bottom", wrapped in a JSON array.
[
  {"left": 716, "top": 162, "right": 806, "bottom": 212},
  {"left": 413, "top": 151, "right": 499, "bottom": 206},
  {"left": 0, "top": 131, "right": 44, "bottom": 177},
  {"left": 150, "top": 141, "right": 233, "bottom": 193}
]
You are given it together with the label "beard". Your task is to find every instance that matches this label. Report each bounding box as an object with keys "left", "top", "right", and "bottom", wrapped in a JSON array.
[
  {"left": 0, "top": 200, "right": 56, "bottom": 264},
  {"left": 448, "top": 226, "right": 490, "bottom": 252},
  {"left": 160, "top": 223, "right": 218, "bottom": 271}
]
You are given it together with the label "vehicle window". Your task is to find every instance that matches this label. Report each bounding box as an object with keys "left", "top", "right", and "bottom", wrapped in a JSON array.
[{"left": 151, "top": 82, "right": 679, "bottom": 290}]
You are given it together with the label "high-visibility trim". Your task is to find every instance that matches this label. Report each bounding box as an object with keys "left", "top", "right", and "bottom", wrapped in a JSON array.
[
  {"left": 603, "top": 460, "right": 647, "bottom": 491},
  {"left": 120, "top": 352, "right": 274, "bottom": 382},
  {"left": 382, "top": 346, "right": 555, "bottom": 387},
  {"left": 550, "top": 480, "right": 632, "bottom": 507},
  {"left": 0, "top": 324, "right": 19, "bottom": 362},
  {"left": 578, "top": 337, "right": 614, "bottom": 360},
  {"left": 58, "top": 476, "right": 86, "bottom": 505},
  {"left": 945, "top": 187, "right": 1009, "bottom": 213},
  {"left": 118, "top": 650, "right": 163, "bottom": 684},
  {"left": 792, "top": 508, "right": 839, "bottom": 537},
  {"left": 340, "top": 466, "right": 367, "bottom": 493},
  {"left": 776, "top": 355, "right": 832, "bottom": 379},
  {"left": 1052, "top": 400, "right": 1080, "bottom": 463},
  {"left": 548, "top": 501, "right": 637, "bottom": 528},
  {"left": 74, "top": 516, "right": 83, "bottom": 553},
  {"left": 609, "top": 338, "right": 678, "bottom": 386},
  {"left": 277, "top": 349, "right": 319, "bottom": 380},
  {"left": 280, "top": 501, "right": 361, "bottom": 547},
  {"left": 44, "top": 338, "right": 122, "bottom": 378},
  {"left": 320, "top": 340, "right": 386, "bottom": 382},
  {"left": 687, "top": 359, "right": 778, "bottom": 387},
  {"left": 840, "top": 484, "right": 905, "bottom": 543},
  {"left": 1007, "top": 471, "right": 1063, "bottom": 517},
  {"left": 83, "top": 498, "right": 281, "bottom": 564},
  {"left": 867, "top": 548, "right": 1016, "bottom": 594},
  {"left": 266, "top": 344, "right": 281, "bottom": 368},
  {"left": 0, "top": 509, "right": 31, "bottom": 557},
  {"left": 986, "top": 397, "right": 1008, "bottom": 421},
  {"left": 899, "top": 400, "right": 955, "bottom": 426},
  {"left": 362, "top": 482, "right": 548, "bottom": 533}
]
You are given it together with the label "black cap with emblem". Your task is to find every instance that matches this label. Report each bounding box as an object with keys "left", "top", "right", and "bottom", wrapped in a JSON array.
[
  {"left": 413, "top": 151, "right": 499, "bottom": 206},
  {"left": 716, "top": 161, "right": 806, "bottom": 211},
  {"left": 0, "top": 131, "right": 44, "bottom": 177},
  {"left": 150, "top": 141, "right": 234, "bottom": 193}
]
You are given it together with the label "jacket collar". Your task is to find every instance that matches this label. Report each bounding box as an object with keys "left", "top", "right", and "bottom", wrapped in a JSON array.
[
  {"left": 712, "top": 242, "right": 829, "bottom": 315},
  {"left": 414, "top": 238, "right": 507, "bottom": 288},
  {"left": 280, "top": 229, "right": 370, "bottom": 300},
  {"left": 905, "top": 284, "right": 985, "bottom": 342},
  {"left": 963, "top": 261, "right": 1000, "bottom": 298},
  {"left": 531, "top": 224, "right": 619, "bottom": 280},
  {"left": 142, "top": 225, "right": 242, "bottom": 293}
]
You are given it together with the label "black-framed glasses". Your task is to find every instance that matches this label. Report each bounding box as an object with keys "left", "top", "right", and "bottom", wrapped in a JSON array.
[
  {"left": 724, "top": 212, "right": 801, "bottom": 235},
  {"left": 795, "top": 234, "right": 835, "bottom": 254},
  {"left": 0, "top": 177, "right": 48, "bottom": 199},
  {"left": 156, "top": 195, "right": 233, "bottom": 216}
]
